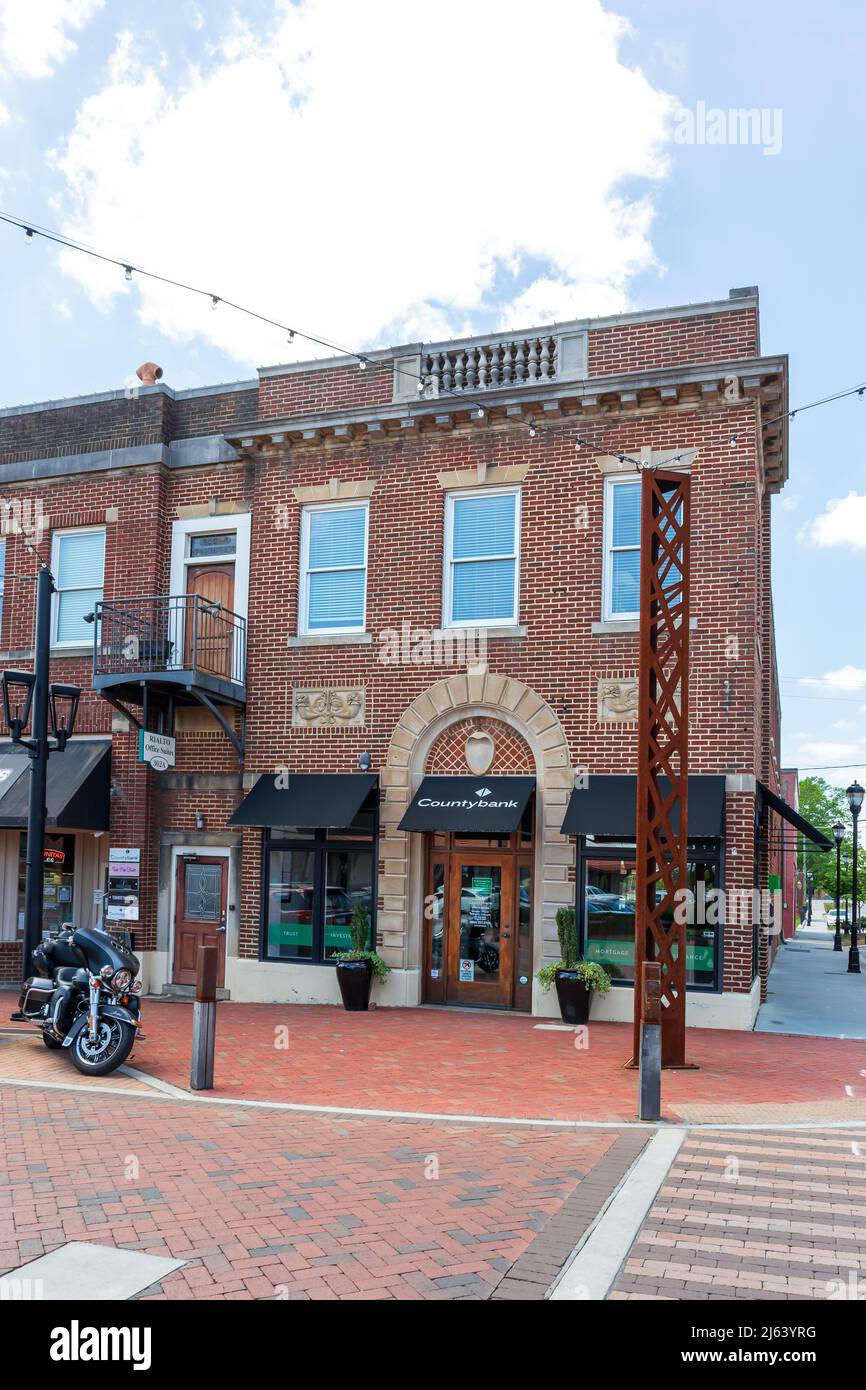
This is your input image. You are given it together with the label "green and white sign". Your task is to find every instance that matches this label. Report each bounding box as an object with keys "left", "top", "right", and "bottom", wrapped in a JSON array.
[
  {"left": 472, "top": 877, "right": 493, "bottom": 895},
  {"left": 138, "top": 730, "right": 176, "bottom": 772}
]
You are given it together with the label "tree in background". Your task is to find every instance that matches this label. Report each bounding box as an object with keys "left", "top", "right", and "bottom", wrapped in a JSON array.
[{"left": 797, "top": 777, "right": 866, "bottom": 917}]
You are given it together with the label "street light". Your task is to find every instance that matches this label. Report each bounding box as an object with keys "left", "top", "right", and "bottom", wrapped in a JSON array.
[
  {"left": 846, "top": 781, "right": 864, "bottom": 974},
  {"left": 1, "top": 669, "right": 35, "bottom": 741},
  {"left": 48, "top": 683, "right": 81, "bottom": 752},
  {"left": 0, "top": 567, "right": 80, "bottom": 979},
  {"left": 833, "top": 820, "right": 846, "bottom": 952}
]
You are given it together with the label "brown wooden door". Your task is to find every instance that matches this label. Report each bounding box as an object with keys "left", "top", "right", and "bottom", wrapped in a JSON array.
[
  {"left": 185, "top": 563, "right": 235, "bottom": 676},
  {"left": 172, "top": 855, "right": 227, "bottom": 986},
  {"left": 446, "top": 853, "right": 514, "bottom": 1008}
]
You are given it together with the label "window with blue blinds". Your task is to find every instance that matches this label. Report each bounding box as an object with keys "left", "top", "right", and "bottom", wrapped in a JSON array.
[
  {"left": 53, "top": 529, "right": 105, "bottom": 645},
  {"left": 301, "top": 504, "right": 368, "bottom": 633},
  {"left": 605, "top": 479, "right": 641, "bottom": 619},
  {"left": 446, "top": 490, "right": 519, "bottom": 625}
]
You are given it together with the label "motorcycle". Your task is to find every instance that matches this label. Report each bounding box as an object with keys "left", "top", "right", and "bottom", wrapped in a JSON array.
[{"left": 12, "top": 925, "right": 143, "bottom": 1076}]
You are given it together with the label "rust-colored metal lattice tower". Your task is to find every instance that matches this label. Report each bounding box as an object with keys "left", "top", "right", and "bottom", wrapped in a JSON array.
[{"left": 632, "top": 467, "right": 691, "bottom": 1068}]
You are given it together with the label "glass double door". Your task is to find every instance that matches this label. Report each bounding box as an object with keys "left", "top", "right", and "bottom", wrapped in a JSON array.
[{"left": 425, "top": 846, "right": 532, "bottom": 1010}]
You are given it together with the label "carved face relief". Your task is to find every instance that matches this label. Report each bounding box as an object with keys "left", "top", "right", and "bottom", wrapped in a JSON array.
[
  {"left": 464, "top": 729, "right": 495, "bottom": 774},
  {"left": 597, "top": 678, "right": 639, "bottom": 723}
]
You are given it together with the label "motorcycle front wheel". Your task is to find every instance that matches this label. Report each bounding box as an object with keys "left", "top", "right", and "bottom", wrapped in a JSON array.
[{"left": 69, "top": 1019, "right": 136, "bottom": 1076}]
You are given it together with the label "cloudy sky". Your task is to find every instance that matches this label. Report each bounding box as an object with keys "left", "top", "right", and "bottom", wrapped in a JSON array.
[{"left": 0, "top": 0, "right": 864, "bottom": 784}]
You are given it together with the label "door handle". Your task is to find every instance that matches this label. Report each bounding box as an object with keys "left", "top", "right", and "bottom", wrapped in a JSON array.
[
  {"left": 502, "top": 931, "right": 511, "bottom": 939},
  {"left": 216, "top": 925, "right": 227, "bottom": 934}
]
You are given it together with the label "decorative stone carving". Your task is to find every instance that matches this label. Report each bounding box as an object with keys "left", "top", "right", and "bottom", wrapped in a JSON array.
[
  {"left": 464, "top": 729, "right": 495, "bottom": 774},
  {"left": 292, "top": 686, "right": 365, "bottom": 728},
  {"left": 597, "top": 678, "right": 638, "bottom": 723}
]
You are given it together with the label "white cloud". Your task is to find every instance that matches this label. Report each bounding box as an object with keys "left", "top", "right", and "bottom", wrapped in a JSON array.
[
  {"left": 833, "top": 719, "right": 857, "bottom": 730},
  {"left": 780, "top": 492, "right": 799, "bottom": 512},
  {"left": 794, "top": 739, "right": 865, "bottom": 764},
  {"left": 799, "top": 666, "right": 866, "bottom": 693},
  {"left": 49, "top": 0, "right": 676, "bottom": 370},
  {"left": 800, "top": 491, "right": 866, "bottom": 548},
  {"left": 0, "top": 0, "right": 104, "bottom": 79}
]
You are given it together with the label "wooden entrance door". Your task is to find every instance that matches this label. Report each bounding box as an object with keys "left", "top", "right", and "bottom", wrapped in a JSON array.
[
  {"left": 446, "top": 853, "right": 514, "bottom": 1008},
  {"left": 172, "top": 855, "right": 227, "bottom": 986},
  {"left": 185, "top": 562, "right": 235, "bottom": 677}
]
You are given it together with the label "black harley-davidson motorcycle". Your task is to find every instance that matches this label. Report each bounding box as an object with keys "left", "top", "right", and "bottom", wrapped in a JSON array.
[{"left": 12, "top": 925, "right": 143, "bottom": 1076}]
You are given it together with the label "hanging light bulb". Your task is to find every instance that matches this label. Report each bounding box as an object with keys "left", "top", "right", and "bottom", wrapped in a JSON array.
[
  {"left": 211, "top": 295, "right": 219, "bottom": 310},
  {"left": 24, "top": 228, "right": 33, "bottom": 244},
  {"left": 475, "top": 406, "right": 485, "bottom": 420},
  {"left": 358, "top": 358, "right": 367, "bottom": 371},
  {"left": 575, "top": 437, "right": 584, "bottom": 451},
  {"left": 124, "top": 265, "right": 133, "bottom": 282},
  {"left": 528, "top": 419, "right": 537, "bottom": 438},
  {"left": 287, "top": 331, "right": 295, "bottom": 344}
]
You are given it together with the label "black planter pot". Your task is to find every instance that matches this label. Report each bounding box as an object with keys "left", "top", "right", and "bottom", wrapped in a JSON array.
[
  {"left": 554, "top": 969, "right": 592, "bottom": 1025},
  {"left": 336, "top": 958, "right": 374, "bottom": 1011}
]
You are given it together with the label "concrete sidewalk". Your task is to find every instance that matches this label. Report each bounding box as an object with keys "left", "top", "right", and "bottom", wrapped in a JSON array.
[{"left": 756, "top": 929, "right": 866, "bottom": 1040}]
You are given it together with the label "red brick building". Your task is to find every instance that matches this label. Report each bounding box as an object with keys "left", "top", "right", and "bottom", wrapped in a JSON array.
[{"left": 0, "top": 287, "right": 823, "bottom": 1026}]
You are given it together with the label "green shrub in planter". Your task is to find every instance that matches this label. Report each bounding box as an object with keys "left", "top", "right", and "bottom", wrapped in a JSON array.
[{"left": 332, "top": 901, "right": 391, "bottom": 982}]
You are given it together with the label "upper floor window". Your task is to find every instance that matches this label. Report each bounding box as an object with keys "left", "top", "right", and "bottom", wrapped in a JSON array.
[
  {"left": 603, "top": 477, "right": 641, "bottom": 621},
  {"left": 444, "top": 487, "right": 520, "bottom": 628},
  {"left": 51, "top": 527, "right": 105, "bottom": 646},
  {"left": 299, "top": 502, "right": 369, "bottom": 635}
]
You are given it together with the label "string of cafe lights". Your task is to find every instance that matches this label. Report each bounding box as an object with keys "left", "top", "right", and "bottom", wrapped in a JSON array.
[
  {"left": 3, "top": 207, "right": 866, "bottom": 458},
  {"left": 0, "top": 209, "right": 531, "bottom": 427}
]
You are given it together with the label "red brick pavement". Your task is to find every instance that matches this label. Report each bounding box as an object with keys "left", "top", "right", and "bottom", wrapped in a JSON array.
[
  {"left": 0, "top": 1083, "right": 628, "bottom": 1301},
  {"left": 610, "top": 1128, "right": 866, "bottom": 1300},
  {"left": 94, "top": 1001, "right": 866, "bottom": 1123}
]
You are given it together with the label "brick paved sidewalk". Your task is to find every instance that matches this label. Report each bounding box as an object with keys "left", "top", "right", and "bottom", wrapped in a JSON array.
[
  {"left": 610, "top": 1128, "right": 866, "bottom": 1301},
  {"left": 0, "top": 1083, "right": 642, "bottom": 1301},
  {"left": 7, "top": 997, "right": 864, "bottom": 1125},
  {"left": 4, "top": 998, "right": 866, "bottom": 1124}
]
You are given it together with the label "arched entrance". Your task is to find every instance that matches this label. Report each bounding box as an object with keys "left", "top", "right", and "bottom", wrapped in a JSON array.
[{"left": 381, "top": 672, "right": 574, "bottom": 1013}]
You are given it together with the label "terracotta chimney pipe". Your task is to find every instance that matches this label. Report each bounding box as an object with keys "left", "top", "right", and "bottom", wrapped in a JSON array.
[{"left": 136, "top": 362, "right": 164, "bottom": 386}]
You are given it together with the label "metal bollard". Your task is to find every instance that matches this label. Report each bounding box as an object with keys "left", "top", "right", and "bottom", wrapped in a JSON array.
[
  {"left": 638, "top": 961, "right": 662, "bottom": 1122},
  {"left": 190, "top": 944, "right": 218, "bottom": 1091}
]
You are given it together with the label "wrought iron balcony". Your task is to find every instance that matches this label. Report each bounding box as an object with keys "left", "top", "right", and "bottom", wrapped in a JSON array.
[{"left": 91, "top": 594, "right": 247, "bottom": 707}]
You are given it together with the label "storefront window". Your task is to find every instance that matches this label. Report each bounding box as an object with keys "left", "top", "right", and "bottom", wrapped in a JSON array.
[
  {"left": 582, "top": 845, "right": 719, "bottom": 989},
  {"left": 263, "top": 819, "right": 376, "bottom": 965},
  {"left": 17, "top": 833, "right": 75, "bottom": 938}
]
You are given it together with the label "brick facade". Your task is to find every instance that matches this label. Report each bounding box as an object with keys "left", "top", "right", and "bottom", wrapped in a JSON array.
[{"left": 0, "top": 292, "right": 790, "bottom": 1027}]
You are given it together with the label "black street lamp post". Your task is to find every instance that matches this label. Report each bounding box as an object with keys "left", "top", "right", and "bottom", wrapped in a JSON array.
[
  {"left": 806, "top": 872, "right": 814, "bottom": 925},
  {"left": 846, "top": 782, "right": 864, "bottom": 975},
  {"left": 1, "top": 566, "right": 80, "bottom": 979},
  {"left": 833, "top": 820, "right": 846, "bottom": 952}
]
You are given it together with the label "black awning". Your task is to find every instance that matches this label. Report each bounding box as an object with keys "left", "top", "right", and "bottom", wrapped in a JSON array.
[
  {"left": 398, "top": 776, "right": 535, "bottom": 833},
  {"left": 0, "top": 740, "right": 111, "bottom": 831},
  {"left": 561, "top": 774, "right": 726, "bottom": 838},
  {"left": 229, "top": 772, "right": 378, "bottom": 828},
  {"left": 758, "top": 781, "right": 833, "bottom": 850}
]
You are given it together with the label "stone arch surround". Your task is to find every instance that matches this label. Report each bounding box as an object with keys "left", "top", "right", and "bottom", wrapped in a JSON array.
[{"left": 380, "top": 671, "right": 576, "bottom": 1008}]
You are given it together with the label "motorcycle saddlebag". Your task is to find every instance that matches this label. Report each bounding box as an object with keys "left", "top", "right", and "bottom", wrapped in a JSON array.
[{"left": 18, "top": 976, "right": 55, "bottom": 1019}]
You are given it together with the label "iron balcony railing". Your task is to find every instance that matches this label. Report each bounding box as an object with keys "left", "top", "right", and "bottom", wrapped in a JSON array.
[{"left": 93, "top": 595, "right": 247, "bottom": 689}]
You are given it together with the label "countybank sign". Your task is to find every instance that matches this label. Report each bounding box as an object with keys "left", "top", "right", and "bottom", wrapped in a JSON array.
[
  {"left": 418, "top": 787, "right": 519, "bottom": 811},
  {"left": 400, "top": 776, "right": 535, "bottom": 833}
]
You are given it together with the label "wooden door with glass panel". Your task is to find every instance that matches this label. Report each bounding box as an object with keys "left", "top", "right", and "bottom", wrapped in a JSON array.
[
  {"left": 172, "top": 855, "right": 227, "bottom": 986},
  {"left": 184, "top": 531, "right": 236, "bottom": 678},
  {"left": 446, "top": 854, "right": 514, "bottom": 1007}
]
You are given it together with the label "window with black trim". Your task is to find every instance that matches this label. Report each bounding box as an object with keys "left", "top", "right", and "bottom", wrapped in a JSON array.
[
  {"left": 263, "top": 815, "right": 377, "bottom": 963},
  {"left": 577, "top": 837, "right": 722, "bottom": 991}
]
